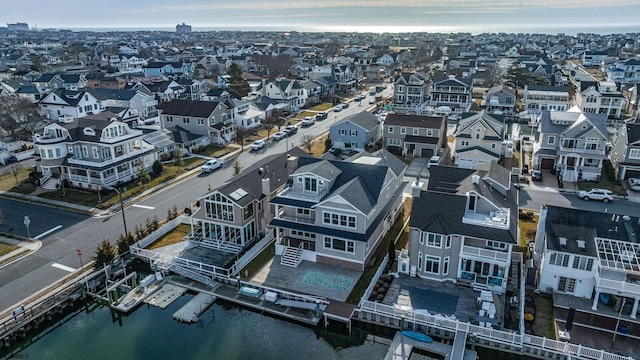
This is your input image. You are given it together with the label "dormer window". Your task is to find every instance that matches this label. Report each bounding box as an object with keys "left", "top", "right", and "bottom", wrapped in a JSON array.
[
  {"left": 304, "top": 177, "right": 317, "bottom": 192},
  {"left": 467, "top": 194, "right": 477, "bottom": 212}
]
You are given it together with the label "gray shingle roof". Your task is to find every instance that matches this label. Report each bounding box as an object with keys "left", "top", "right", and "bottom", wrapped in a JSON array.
[
  {"left": 336, "top": 112, "right": 379, "bottom": 131},
  {"left": 158, "top": 99, "right": 223, "bottom": 117}
]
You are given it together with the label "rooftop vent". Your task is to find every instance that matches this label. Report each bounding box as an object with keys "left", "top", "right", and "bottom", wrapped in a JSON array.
[
  {"left": 559, "top": 237, "right": 567, "bottom": 248},
  {"left": 472, "top": 175, "right": 480, "bottom": 185},
  {"left": 577, "top": 240, "right": 586, "bottom": 251},
  {"left": 623, "top": 215, "right": 631, "bottom": 222}
]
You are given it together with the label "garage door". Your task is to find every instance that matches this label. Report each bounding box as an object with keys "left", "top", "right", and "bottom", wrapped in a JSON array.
[
  {"left": 421, "top": 148, "right": 433, "bottom": 158},
  {"left": 625, "top": 169, "right": 640, "bottom": 179},
  {"left": 540, "top": 158, "right": 555, "bottom": 170},
  {"left": 458, "top": 158, "right": 473, "bottom": 169}
]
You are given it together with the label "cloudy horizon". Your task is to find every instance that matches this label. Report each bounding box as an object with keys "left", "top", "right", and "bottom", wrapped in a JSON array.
[{"left": 3, "top": 1, "right": 640, "bottom": 33}]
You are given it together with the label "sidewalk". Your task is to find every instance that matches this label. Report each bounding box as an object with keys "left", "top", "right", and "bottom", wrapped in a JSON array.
[{"left": 0, "top": 236, "right": 41, "bottom": 269}]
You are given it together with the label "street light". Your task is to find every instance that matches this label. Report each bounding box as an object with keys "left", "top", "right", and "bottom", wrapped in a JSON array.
[
  {"left": 106, "top": 186, "right": 128, "bottom": 235},
  {"left": 23, "top": 216, "right": 31, "bottom": 239},
  {"left": 610, "top": 297, "right": 627, "bottom": 352}
]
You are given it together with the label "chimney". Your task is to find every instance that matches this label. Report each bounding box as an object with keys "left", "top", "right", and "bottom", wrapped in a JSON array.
[
  {"left": 261, "top": 177, "right": 271, "bottom": 197},
  {"left": 412, "top": 178, "right": 423, "bottom": 198},
  {"left": 287, "top": 156, "right": 299, "bottom": 177}
]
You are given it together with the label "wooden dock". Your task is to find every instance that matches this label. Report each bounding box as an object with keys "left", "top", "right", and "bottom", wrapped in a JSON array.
[
  {"left": 145, "top": 283, "right": 187, "bottom": 309},
  {"left": 384, "top": 331, "right": 477, "bottom": 360},
  {"left": 172, "top": 292, "right": 216, "bottom": 323}
]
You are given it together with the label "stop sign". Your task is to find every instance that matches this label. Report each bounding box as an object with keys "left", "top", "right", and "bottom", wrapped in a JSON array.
[{"left": 76, "top": 249, "right": 82, "bottom": 256}]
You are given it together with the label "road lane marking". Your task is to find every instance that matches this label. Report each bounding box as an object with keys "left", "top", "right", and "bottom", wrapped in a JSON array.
[
  {"left": 51, "top": 263, "right": 76, "bottom": 272},
  {"left": 131, "top": 204, "right": 155, "bottom": 210},
  {"left": 34, "top": 225, "right": 62, "bottom": 239}
]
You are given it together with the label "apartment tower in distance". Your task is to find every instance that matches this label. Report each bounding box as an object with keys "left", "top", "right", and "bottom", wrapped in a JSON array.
[
  {"left": 176, "top": 23, "right": 192, "bottom": 33},
  {"left": 7, "top": 22, "right": 29, "bottom": 31}
]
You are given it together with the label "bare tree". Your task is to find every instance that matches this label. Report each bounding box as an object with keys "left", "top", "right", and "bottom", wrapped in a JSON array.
[
  {"left": 234, "top": 127, "right": 253, "bottom": 151},
  {"left": 0, "top": 97, "right": 44, "bottom": 139},
  {"left": 301, "top": 135, "right": 314, "bottom": 153},
  {"left": 262, "top": 109, "right": 285, "bottom": 140},
  {"left": 9, "top": 163, "right": 23, "bottom": 188}
]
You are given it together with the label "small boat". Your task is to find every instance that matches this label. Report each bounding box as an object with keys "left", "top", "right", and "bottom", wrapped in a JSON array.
[{"left": 401, "top": 330, "right": 433, "bottom": 343}]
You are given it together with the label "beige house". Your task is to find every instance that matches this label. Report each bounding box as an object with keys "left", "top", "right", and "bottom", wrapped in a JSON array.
[{"left": 453, "top": 111, "right": 506, "bottom": 169}]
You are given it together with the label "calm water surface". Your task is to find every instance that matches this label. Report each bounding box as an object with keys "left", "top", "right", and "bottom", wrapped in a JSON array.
[{"left": 4, "top": 294, "right": 388, "bottom": 360}]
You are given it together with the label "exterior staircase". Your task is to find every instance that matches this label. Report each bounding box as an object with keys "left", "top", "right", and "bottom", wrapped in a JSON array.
[
  {"left": 40, "top": 176, "right": 59, "bottom": 190},
  {"left": 280, "top": 244, "right": 303, "bottom": 267}
]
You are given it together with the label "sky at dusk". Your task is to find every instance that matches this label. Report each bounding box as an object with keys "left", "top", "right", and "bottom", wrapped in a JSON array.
[{"left": 3, "top": 0, "right": 640, "bottom": 32}]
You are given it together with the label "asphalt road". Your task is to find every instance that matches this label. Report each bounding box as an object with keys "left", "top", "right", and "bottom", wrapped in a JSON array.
[
  {"left": 519, "top": 187, "right": 640, "bottom": 216},
  {"left": 0, "top": 89, "right": 392, "bottom": 313}
]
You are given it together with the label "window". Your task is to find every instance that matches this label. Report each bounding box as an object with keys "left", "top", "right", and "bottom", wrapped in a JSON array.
[
  {"left": 418, "top": 251, "right": 423, "bottom": 270},
  {"left": 401, "top": 127, "right": 406, "bottom": 134},
  {"left": 82, "top": 146, "right": 88, "bottom": 158},
  {"left": 461, "top": 140, "right": 469, "bottom": 146},
  {"left": 323, "top": 236, "right": 355, "bottom": 254},
  {"left": 413, "top": 128, "right": 419, "bottom": 135},
  {"left": 243, "top": 203, "right": 254, "bottom": 220},
  {"left": 445, "top": 236, "right": 451, "bottom": 248},
  {"left": 340, "top": 129, "right": 346, "bottom": 136},
  {"left": 197, "top": 119, "right": 205, "bottom": 125},
  {"left": 183, "top": 118, "right": 190, "bottom": 124},
  {"left": 101, "top": 147, "right": 111, "bottom": 159},
  {"left": 388, "top": 126, "right": 394, "bottom": 133},
  {"left": 427, "top": 129, "right": 433, "bottom": 136},
  {"left": 388, "top": 138, "right": 401, "bottom": 146},
  {"left": 491, "top": 143, "right": 496, "bottom": 149},
  {"left": 550, "top": 253, "right": 570, "bottom": 267},
  {"left": 323, "top": 212, "right": 356, "bottom": 229},
  {"left": 423, "top": 233, "right": 442, "bottom": 247},
  {"left": 629, "top": 148, "right": 640, "bottom": 159},
  {"left": 572, "top": 256, "right": 594, "bottom": 271},
  {"left": 204, "top": 193, "right": 235, "bottom": 221},
  {"left": 424, "top": 255, "right": 440, "bottom": 274},
  {"left": 304, "top": 177, "right": 317, "bottom": 192},
  {"left": 92, "top": 147, "right": 99, "bottom": 159},
  {"left": 350, "top": 130, "right": 358, "bottom": 136},
  {"left": 443, "top": 257, "right": 450, "bottom": 275},
  {"left": 548, "top": 135, "right": 555, "bottom": 145},
  {"left": 297, "top": 208, "right": 311, "bottom": 216},
  {"left": 475, "top": 133, "right": 480, "bottom": 140},
  {"left": 558, "top": 277, "right": 576, "bottom": 293}
]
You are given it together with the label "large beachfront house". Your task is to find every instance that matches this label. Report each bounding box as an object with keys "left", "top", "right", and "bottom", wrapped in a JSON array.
[
  {"left": 33, "top": 112, "right": 157, "bottom": 189},
  {"left": 532, "top": 106, "right": 607, "bottom": 182},
  {"left": 270, "top": 150, "right": 407, "bottom": 271},
  {"left": 190, "top": 148, "right": 309, "bottom": 254},
  {"left": 534, "top": 205, "right": 640, "bottom": 319},
  {"left": 39, "top": 89, "right": 102, "bottom": 121},
  {"left": 405, "top": 164, "right": 517, "bottom": 295},
  {"left": 428, "top": 75, "right": 473, "bottom": 113},
  {"left": 393, "top": 72, "right": 430, "bottom": 113},
  {"left": 522, "top": 85, "right": 570, "bottom": 113}
]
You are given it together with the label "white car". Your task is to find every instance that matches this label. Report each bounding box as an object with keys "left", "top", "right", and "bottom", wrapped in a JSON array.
[
  {"left": 301, "top": 116, "right": 315, "bottom": 126},
  {"left": 628, "top": 178, "right": 640, "bottom": 191},
  {"left": 201, "top": 158, "right": 223, "bottom": 173},
  {"left": 578, "top": 188, "right": 614, "bottom": 202},
  {"left": 273, "top": 132, "right": 286, "bottom": 141},
  {"left": 427, "top": 156, "right": 440, "bottom": 169},
  {"left": 251, "top": 140, "right": 265, "bottom": 151}
]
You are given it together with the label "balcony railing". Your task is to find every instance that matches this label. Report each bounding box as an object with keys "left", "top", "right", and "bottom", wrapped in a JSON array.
[
  {"left": 277, "top": 214, "right": 315, "bottom": 225},
  {"left": 461, "top": 245, "right": 509, "bottom": 262},
  {"left": 67, "top": 147, "right": 151, "bottom": 167},
  {"left": 558, "top": 145, "right": 605, "bottom": 155},
  {"left": 596, "top": 276, "right": 640, "bottom": 296}
]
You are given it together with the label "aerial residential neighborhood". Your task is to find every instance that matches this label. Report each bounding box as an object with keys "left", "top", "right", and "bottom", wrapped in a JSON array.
[{"left": 1, "top": 15, "right": 640, "bottom": 360}]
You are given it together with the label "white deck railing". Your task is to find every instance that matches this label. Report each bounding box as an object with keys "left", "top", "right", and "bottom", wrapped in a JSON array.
[
  {"left": 461, "top": 245, "right": 509, "bottom": 262},
  {"left": 356, "top": 300, "right": 633, "bottom": 360}
]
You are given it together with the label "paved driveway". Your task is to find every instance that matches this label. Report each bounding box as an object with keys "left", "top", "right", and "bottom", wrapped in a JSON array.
[{"left": 405, "top": 158, "right": 430, "bottom": 179}]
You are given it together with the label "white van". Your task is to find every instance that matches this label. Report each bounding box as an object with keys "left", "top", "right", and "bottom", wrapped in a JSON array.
[{"left": 427, "top": 156, "right": 440, "bottom": 168}]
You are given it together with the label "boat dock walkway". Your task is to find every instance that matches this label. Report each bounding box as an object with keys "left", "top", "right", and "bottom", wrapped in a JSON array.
[
  {"left": 145, "top": 283, "right": 187, "bottom": 309},
  {"left": 172, "top": 292, "right": 216, "bottom": 323},
  {"left": 384, "top": 331, "right": 477, "bottom": 360},
  {"left": 111, "top": 282, "right": 160, "bottom": 313}
]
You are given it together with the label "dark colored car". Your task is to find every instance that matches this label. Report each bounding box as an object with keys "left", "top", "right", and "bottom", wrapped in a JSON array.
[
  {"left": 315, "top": 112, "right": 328, "bottom": 121},
  {"left": 522, "top": 164, "right": 529, "bottom": 174},
  {"left": 329, "top": 147, "right": 342, "bottom": 156},
  {"left": 531, "top": 170, "right": 543, "bottom": 181}
]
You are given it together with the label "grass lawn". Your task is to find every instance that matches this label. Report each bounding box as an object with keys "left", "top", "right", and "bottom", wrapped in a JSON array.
[
  {"left": 199, "top": 145, "right": 233, "bottom": 158},
  {"left": 307, "top": 134, "right": 329, "bottom": 158},
  {"left": 0, "top": 242, "right": 19, "bottom": 256},
  {"left": 148, "top": 223, "right": 191, "bottom": 250},
  {"left": 307, "top": 103, "right": 335, "bottom": 112},
  {"left": 292, "top": 111, "right": 316, "bottom": 119},
  {"left": 346, "top": 197, "right": 412, "bottom": 304},
  {"left": 577, "top": 177, "right": 626, "bottom": 196},
  {"left": 0, "top": 166, "right": 32, "bottom": 191},
  {"left": 533, "top": 294, "right": 556, "bottom": 339},
  {"left": 240, "top": 243, "right": 275, "bottom": 280},
  {"left": 518, "top": 210, "right": 539, "bottom": 249},
  {"left": 512, "top": 148, "right": 522, "bottom": 168}
]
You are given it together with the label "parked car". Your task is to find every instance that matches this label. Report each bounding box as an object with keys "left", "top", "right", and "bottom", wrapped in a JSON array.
[
  {"left": 284, "top": 125, "right": 298, "bottom": 135},
  {"left": 427, "top": 156, "right": 440, "bottom": 169},
  {"left": 628, "top": 178, "right": 640, "bottom": 191},
  {"left": 250, "top": 140, "right": 265, "bottom": 151},
  {"left": 369, "top": 98, "right": 376, "bottom": 104},
  {"left": 531, "top": 170, "right": 543, "bottom": 181},
  {"left": 578, "top": 188, "right": 613, "bottom": 202},
  {"left": 333, "top": 106, "right": 342, "bottom": 112},
  {"left": 273, "top": 132, "right": 287, "bottom": 141},
  {"left": 315, "top": 112, "right": 328, "bottom": 121},
  {"left": 201, "top": 158, "right": 224, "bottom": 173},
  {"left": 329, "top": 147, "right": 342, "bottom": 156},
  {"left": 342, "top": 102, "right": 350, "bottom": 109},
  {"left": 301, "top": 116, "right": 315, "bottom": 127}
]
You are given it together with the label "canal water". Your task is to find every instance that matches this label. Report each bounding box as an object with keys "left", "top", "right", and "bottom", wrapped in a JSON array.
[
  {"left": 2, "top": 292, "right": 535, "bottom": 360},
  {"left": 2, "top": 293, "right": 389, "bottom": 360}
]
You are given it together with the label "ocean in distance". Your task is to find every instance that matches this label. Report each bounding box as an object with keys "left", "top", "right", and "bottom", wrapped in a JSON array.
[{"left": 69, "top": 23, "right": 640, "bottom": 35}]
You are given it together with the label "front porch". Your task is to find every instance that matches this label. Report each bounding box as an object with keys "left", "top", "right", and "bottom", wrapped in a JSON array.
[{"left": 458, "top": 253, "right": 509, "bottom": 295}]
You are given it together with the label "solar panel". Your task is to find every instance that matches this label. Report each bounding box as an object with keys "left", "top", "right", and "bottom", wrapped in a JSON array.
[{"left": 229, "top": 188, "right": 248, "bottom": 201}]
